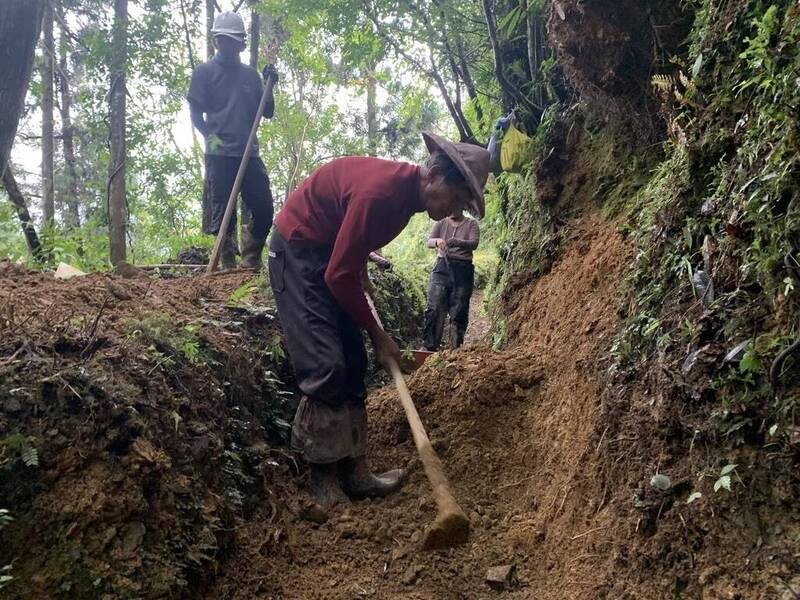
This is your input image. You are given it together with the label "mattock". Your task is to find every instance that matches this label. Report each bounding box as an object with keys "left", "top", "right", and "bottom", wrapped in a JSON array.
[{"left": 367, "top": 295, "right": 470, "bottom": 549}]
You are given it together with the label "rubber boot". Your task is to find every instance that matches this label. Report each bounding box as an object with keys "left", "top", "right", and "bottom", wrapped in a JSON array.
[
  {"left": 240, "top": 234, "right": 266, "bottom": 270},
  {"left": 219, "top": 234, "right": 237, "bottom": 270},
  {"left": 308, "top": 462, "right": 350, "bottom": 509},
  {"left": 339, "top": 456, "right": 406, "bottom": 499}
]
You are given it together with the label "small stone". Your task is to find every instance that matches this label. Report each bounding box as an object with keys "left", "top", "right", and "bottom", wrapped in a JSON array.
[
  {"left": 101, "top": 526, "right": 118, "bottom": 549},
  {"left": 337, "top": 522, "right": 358, "bottom": 538},
  {"left": 374, "top": 525, "right": 390, "bottom": 541},
  {"left": 469, "top": 511, "right": 481, "bottom": 524},
  {"left": 485, "top": 564, "right": 518, "bottom": 590},
  {"left": 780, "top": 577, "right": 800, "bottom": 600},
  {"left": 401, "top": 564, "right": 422, "bottom": 585},
  {"left": 2, "top": 398, "right": 22, "bottom": 414},
  {"left": 391, "top": 545, "right": 410, "bottom": 561},
  {"left": 299, "top": 503, "right": 329, "bottom": 525},
  {"left": 410, "top": 529, "right": 423, "bottom": 544},
  {"left": 650, "top": 474, "right": 672, "bottom": 492},
  {"left": 120, "top": 522, "right": 145, "bottom": 557}
]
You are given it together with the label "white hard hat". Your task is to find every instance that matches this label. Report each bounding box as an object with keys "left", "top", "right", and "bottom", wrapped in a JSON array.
[{"left": 212, "top": 11, "right": 246, "bottom": 41}]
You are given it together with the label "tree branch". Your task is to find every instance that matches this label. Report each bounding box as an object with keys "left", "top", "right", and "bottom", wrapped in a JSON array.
[
  {"left": 178, "top": 0, "right": 196, "bottom": 70},
  {"left": 481, "top": 0, "right": 542, "bottom": 117},
  {"left": 364, "top": 1, "right": 475, "bottom": 142},
  {"left": 1, "top": 165, "right": 45, "bottom": 262}
]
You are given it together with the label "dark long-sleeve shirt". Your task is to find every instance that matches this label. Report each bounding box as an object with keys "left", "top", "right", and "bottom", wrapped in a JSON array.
[
  {"left": 187, "top": 53, "right": 274, "bottom": 157},
  {"left": 427, "top": 217, "right": 480, "bottom": 262},
  {"left": 274, "top": 156, "right": 424, "bottom": 330}
]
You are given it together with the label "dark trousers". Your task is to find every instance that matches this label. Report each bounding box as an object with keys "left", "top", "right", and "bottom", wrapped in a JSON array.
[
  {"left": 268, "top": 233, "right": 368, "bottom": 463},
  {"left": 206, "top": 155, "right": 273, "bottom": 239},
  {"left": 423, "top": 257, "right": 474, "bottom": 351}
]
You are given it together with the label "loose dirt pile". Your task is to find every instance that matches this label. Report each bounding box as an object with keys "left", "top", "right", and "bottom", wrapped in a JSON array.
[{"left": 0, "top": 265, "right": 295, "bottom": 598}]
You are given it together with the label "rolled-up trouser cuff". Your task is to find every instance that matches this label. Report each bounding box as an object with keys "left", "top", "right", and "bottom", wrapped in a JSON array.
[{"left": 291, "top": 396, "right": 367, "bottom": 464}]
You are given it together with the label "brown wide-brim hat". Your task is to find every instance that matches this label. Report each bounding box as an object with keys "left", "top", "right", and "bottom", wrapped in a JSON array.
[{"left": 422, "top": 131, "right": 490, "bottom": 219}]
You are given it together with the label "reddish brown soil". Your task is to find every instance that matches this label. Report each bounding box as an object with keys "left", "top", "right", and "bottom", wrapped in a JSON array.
[
  {"left": 208, "top": 214, "right": 630, "bottom": 599},
  {"left": 209, "top": 211, "right": 799, "bottom": 600},
  {"left": 2, "top": 211, "right": 797, "bottom": 598},
  {"left": 0, "top": 265, "right": 295, "bottom": 598}
]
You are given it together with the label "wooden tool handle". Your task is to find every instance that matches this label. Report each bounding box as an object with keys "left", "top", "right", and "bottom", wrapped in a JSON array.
[
  {"left": 364, "top": 293, "right": 465, "bottom": 521},
  {"left": 206, "top": 75, "right": 276, "bottom": 273},
  {"left": 387, "top": 358, "right": 465, "bottom": 519}
]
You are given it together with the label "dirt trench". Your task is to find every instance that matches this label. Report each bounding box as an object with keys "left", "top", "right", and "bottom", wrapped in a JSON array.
[{"left": 207, "top": 211, "right": 634, "bottom": 599}]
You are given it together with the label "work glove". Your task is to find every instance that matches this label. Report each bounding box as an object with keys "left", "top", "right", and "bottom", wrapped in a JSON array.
[{"left": 262, "top": 64, "right": 279, "bottom": 83}]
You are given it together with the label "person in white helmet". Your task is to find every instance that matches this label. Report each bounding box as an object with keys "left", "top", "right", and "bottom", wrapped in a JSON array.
[{"left": 187, "top": 11, "right": 278, "bottom": 269}]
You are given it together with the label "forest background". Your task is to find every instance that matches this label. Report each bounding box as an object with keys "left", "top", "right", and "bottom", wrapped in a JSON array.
[{"left": 0, "top": 0, "right": 553, "bottom": 292}]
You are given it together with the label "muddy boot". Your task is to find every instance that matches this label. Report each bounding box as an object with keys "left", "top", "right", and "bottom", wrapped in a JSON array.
[
  {"left": 339, "top": 456, "right": 406, "bottom": 499},
  {"left": 308, "top": 462, "right": 350, "bottom": 509},
  {"left": 240, "top": 234, "right": 266, "bottom": 270},
  {"left": 219, "top": 234, "right": 237, "bottom": 270}
]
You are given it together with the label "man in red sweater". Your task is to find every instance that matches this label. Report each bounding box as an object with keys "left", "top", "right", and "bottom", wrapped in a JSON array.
[{"left": 269, "top": 133, "right": 489, "bottom": 508}]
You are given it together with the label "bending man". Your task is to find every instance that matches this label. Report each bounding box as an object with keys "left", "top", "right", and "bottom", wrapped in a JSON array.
[
  {"left": 187, "top": 11, "right": 277, "bottom": 269},
  {"left": 269, "top": 133, "right": 490, "bottom": 508}
]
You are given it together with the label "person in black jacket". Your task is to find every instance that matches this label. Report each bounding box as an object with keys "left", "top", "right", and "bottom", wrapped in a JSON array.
[{"left": 187, "top": 11, "right": 278, "bottom": 269}]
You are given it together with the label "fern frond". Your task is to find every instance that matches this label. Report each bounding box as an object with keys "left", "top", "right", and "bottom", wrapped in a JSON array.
[
  {"left": 21, "top": 444, "right": 38, "bottom": 468},
  {"left": 651, "top": 73, "right": 676, "bottom": 91}
]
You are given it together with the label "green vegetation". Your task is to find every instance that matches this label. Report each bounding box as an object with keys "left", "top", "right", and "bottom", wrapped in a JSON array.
[
  {"left": 125, "top": 313, "right": 209, "bottom": 368},
  {"left": 610, "top": 0, "right": 800, "bottom": 443},
  {"left": 1, "top": 433, "right": 39, "bottom": 470},
  {"left": 2, "top": 0, "right": 556, "bottom": 277},
  {"left": 0, "top": 509, "right": 12, "bottom": 590}
]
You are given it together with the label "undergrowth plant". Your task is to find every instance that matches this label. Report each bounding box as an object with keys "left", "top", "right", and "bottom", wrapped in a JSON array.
[
  {"left": 611, "top": 0, "right": 800, "bottom": 445},
  {"left": 125, "top": 313, "right": 209, "bottom": 368},
  {"left": 0, "top": 508, "right": 11, "bottom": 590}
]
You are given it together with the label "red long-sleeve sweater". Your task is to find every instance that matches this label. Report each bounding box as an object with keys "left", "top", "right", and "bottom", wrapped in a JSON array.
[{"left": 274, "top": 156, "right": 425, "bottom": 330}]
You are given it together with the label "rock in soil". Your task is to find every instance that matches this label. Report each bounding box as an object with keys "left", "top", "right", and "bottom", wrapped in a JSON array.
[
  {"left": 299, "top": 502, "right": 329, "bottom": 525},
  {"left": 485, "top": 564, "right": 518, "bottom": 591},
  {"left": 401, "top": 564, "right": 423, "bottom": 585}
]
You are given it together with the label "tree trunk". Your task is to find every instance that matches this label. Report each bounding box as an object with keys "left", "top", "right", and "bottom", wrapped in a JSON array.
[
  {"left": 455, "top": 36, "right": 484, "bottom": 131},
  {"left": 41, "top": 0, "right": 56, "bottom": 227},
  {"left": 108, "top": 0, "right": 128, "bottom": 266},
  {"left": 2, "top": 166, "right": 45, "bottom": 263},
  {"left": 366, "top": 71, "right": 378, "bottom": 156},
  {"left": 442, "top": 39, "right": 475, "bottom": 142},
  {"left": 365, "top": 6, "right": 473, "bottom": 143},
  {"left": 249, "top": 7, "right": 260, "bottom": 69},
  {"left": 481, "top": 0, "right": 540, "bottom": 118},
  {"left": 524, "top": 0, "right": 547, "bottom": 109},
  {"left": 0, "top": 0, "right": 45, "bottom": 178},
  {"left": 179, "top": 0, "right": 197, "bottom": 70},
  {"left": 57, "top": 13, "right": 81, "bottom": 228},
  {"left": 428, "top": 49, "right": 473, "bottom": 143},
  {"left": 205, "top": 0, "right": 216, "bottom": 61},
  {"left": 239, "top": 5, "right": 262, "bottom": 255}
]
